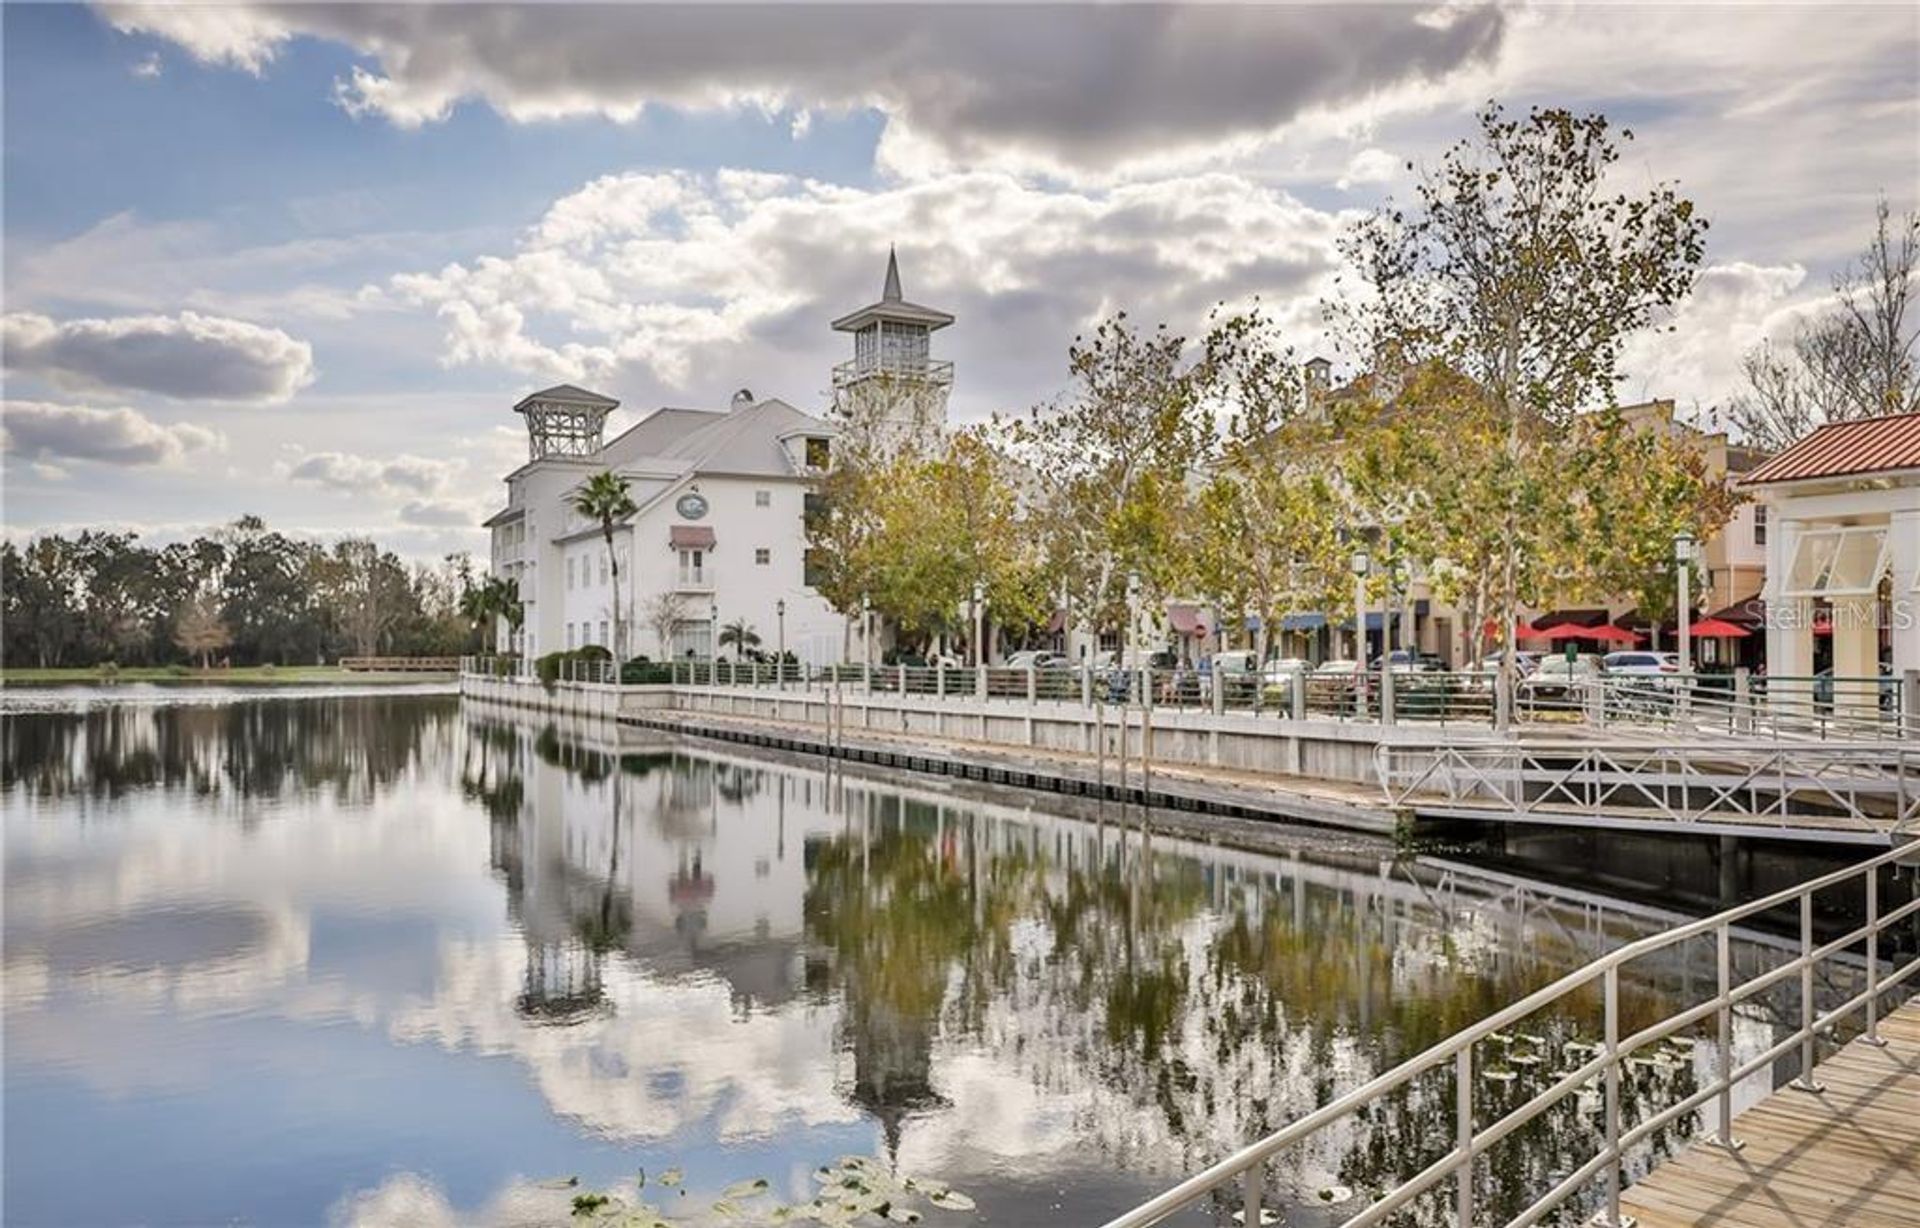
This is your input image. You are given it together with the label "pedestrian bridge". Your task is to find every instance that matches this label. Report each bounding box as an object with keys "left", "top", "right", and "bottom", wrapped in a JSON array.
[{"left": 1382, "top": 740, "right": 1920, "bottom": 845}]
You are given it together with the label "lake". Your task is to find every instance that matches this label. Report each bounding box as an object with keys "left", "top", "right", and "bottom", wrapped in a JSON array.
[{"left": 1, "top": 690, "right": 1889, "bottom": 1227}]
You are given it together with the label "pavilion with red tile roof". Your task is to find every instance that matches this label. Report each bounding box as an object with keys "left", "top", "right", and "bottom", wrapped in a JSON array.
[{"left": 1740, "top": 410, "right": 1920, "bottom": 711}]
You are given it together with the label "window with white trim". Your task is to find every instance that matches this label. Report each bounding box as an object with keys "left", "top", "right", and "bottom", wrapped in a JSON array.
[
  {"left": 598, "top": 555, "right": 608, "bottom": 585},
  {"left": 599, "top": 620, "right": 609, "bottom": 647},
  {"left": 679, "top": 548, "right": 707, "bottom": 586},
  {"left": 1782, "top": 526, "right": 1889, "bottom": 597},
  {"left": 755, "top": 490, "right": 771, "bottom": 508},
  {"left": 755, "top": 548, "right": 770, "bottom": 565},
  {"left": 566, "top": 557, "right": 575, "bottom": 590},
  {"left": 1753, "top": 504, "right": 1767, "bottom": 547},
  {"left": 567, "top": 622, "right": 577, "bottom": 649}
]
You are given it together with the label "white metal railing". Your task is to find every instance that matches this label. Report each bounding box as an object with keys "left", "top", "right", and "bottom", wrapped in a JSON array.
[
  {"left": 1101, "top": 841, "right": 1920, "bottom": 1228},
  {"left": 1381, "top": 741, "right": 1920, "bottom": 838},
  {"left": 456, "top": 657, "right": 1917, "bottom": 745}
]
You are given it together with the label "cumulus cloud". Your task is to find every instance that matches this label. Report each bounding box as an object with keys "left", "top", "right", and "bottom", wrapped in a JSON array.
[
  {"left": 1617, "top": 262, "right": 1809, "bottom": 410},
  {"left": 1, "top": 310, "right": 314, "bottom": 402},
  {"left": 100, "top": 3, "right": 1505, "bottom": 178},
  {"left": 384, "top": 167, "right": 1346, "bottom": 415},
  {"left": 281, "top": 450, "right": 459, "bottom": 499},
  {"left": 1, "top": 400, "right": 225, "bottom": 468}
]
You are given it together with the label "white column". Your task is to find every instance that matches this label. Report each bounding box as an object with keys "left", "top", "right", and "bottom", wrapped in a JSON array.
[
  {"left": 1765, "top": 514, "right": 1812, "bottom": 714},
  {"left": 1889, "top": 508, "right": 1920, "bottom": 682},
  {"left": 1830, "top": 593, "right": 1879, "bottom": 718}
]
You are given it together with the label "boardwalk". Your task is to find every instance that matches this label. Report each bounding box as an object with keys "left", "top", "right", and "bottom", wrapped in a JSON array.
[{"left": 1621, "top": 996, "right": 1920, "bottom": 1228}]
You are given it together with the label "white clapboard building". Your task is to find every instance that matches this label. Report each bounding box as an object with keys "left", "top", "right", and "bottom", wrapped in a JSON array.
[{"left": 483, "top": 252, "right": 952, "bottom": 667}]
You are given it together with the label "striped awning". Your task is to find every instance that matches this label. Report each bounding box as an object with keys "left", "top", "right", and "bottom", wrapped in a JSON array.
[{"left": 669, "top": 525, "right": 715, "bottom": 549}]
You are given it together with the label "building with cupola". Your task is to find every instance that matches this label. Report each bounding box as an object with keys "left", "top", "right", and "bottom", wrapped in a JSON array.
[{"left": 483, "top": 251, "right": 953, "bottom": 667}]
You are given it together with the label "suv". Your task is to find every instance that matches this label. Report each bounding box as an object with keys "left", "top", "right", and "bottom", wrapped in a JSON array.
[
  {"left": 1518, "top": 654, "right": 1605, "bottom": 702},
  {"left": 1602, "top": 651, "right": 1680, "bottom": 676}
]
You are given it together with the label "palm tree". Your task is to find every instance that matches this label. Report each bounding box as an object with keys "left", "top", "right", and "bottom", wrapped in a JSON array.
[
  {"left": 572, "top": 471, "right": 638, "bottom": 656},
  {"left": 719, "top": 618, "right": 761, "bottom": 658},
  {"left": 458, "top": 575, "right": 525, "bottom": 652}
]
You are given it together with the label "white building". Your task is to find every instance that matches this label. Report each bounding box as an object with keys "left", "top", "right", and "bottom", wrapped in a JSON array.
[
  {"left": 1745, "top": 409, "right": 1920, "bottom": 713},
  {"left": 484, "top": 253, "right": 953, "bottom": 668}
]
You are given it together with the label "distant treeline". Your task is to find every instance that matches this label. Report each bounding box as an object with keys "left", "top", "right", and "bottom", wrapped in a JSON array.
[{"left": 2, "top": 515, "right": 484, "bottom": 669}]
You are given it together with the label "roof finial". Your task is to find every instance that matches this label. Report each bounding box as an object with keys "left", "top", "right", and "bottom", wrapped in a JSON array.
[{"left": 882, "top": 245, "right": 903, "bottom": 302}]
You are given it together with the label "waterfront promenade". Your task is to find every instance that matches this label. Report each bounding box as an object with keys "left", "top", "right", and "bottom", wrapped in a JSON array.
[
  {"left": 460, "top": 661, "right": 1920, "bottom": 845},
  {"left": 1621, "top": 995, "right": 1920, "bottom": 1228}
]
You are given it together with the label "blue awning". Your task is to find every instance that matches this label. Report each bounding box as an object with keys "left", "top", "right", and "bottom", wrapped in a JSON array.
[
  {"left": 1337, "top": 612, "right": 1388, "bottom": 632},
  {"left": 1280, "top": 613, "right": 1327, "bottom": 632}
]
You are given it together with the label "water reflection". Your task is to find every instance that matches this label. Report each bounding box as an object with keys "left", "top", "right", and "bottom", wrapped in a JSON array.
[{"left": 4, "top": 691, "right": 1907, "bottom": 1227}]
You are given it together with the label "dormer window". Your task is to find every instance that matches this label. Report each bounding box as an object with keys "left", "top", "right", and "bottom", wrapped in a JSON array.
[{"left": 805, "top": 436, "right": 831, "bottom": 469}]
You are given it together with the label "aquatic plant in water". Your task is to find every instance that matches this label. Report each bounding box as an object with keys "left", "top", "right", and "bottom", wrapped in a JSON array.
[{"left": 563, "top": 1156, "right": 977, "bottom": 1226}]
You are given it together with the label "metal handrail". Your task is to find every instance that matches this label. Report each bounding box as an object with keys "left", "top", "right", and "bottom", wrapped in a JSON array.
[
  {"left": 1100, "top": 840, "right": 1920, "bottom": 1228},
  {"left": 1381, "top": 741, "right": 1919, "bottom": 837}
]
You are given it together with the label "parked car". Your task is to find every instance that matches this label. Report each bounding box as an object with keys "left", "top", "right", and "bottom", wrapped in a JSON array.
[
  {"left": 1476, "top": 651, "right": 1542, "bottom": 677},
  {"left": 1261, "top": 658, "right": 1314, "bottom": 706},
  {"left": 1602, "top": 651, "right": 1680, "bottom": 677},
  {"left": 1518, "top": 653, "right": 1605, "bottom": 702},
  {"left": 1368, "top": 650, "right": 1439, "bottom": 673},
  {"left": 1003, "top": 650, "right": 1069, "bottom": 670}
]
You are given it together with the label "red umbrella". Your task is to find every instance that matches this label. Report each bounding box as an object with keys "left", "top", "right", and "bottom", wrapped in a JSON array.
[
  {"left": 1687, "top": 617, "right": 1751, "bottom": 638},
  {"left": 1538, "top": 622, "right": 1643, "bottom": 644},
  {"left": 1483, "top": 618, "right": 1541, "bottom": 641}
]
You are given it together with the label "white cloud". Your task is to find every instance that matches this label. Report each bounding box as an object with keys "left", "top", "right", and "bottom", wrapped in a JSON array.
[
  {"left": 2, "top": 310, "right": 315, "bottom": 403},
  {"left": 1336, "top": 147, "right": 1402, "bottom": 191},
  {"left": 280, "top": 449, "right": 459, "bottom": 499},
  {"left": 101, "top": 3, "right": 1506, "bottom": 180},
  {"left": 1617, "top": 262, "right": 1809, "bottom": 410},
  {"left": 131, "top": 52, "right": 161, "bottom": 80},
  {"left": 1, "top": 400, "right": 225, "bottom": 468},
  {"left": 384, "top": 167, "right": 1347, "bottom": 416}
]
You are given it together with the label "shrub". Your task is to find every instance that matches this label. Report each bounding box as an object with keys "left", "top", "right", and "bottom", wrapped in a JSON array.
[
  {"left": 96, "top": 661, "right": 121, "bottom": 681},
  {"left": 165, "top": 663, "right": 190, "bottom": 678},
  {"left": 575, "top": 644, "right": 612, "bottom": 662}
]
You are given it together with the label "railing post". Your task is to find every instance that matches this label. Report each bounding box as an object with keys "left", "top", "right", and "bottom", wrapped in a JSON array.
[
  {"left": 1381, "top": 664, "right": 1396, "bottom": 726},
  {"left": 1456, "top": 1046, "right": 1474, "bottom": 1226},
  {"left": 1865, "top": 869, "right": 1885, "bottom": 1046},
  {"left": 1081, "top": 665, "right": 1092, "bottom": 708},
  {"left": 1600, "top": 964, "right": 1634, "bottom": 1228},
  {"left": 1734, "top": 667, "right": 1753, "bottom": 735},
  {"left": 1026, "top": 667, "right": 1037, "bottom": 706},
  {"left": 1712, "top": 923, "right": 1743, "bottom": 1150},
  {"left": 1242, "top": 1160, "right": 1264, "bottom": 1228},
  {"left": 936, "top": 661, "right": 946, "bottom": 699},
  {"left": 1290, "top": 666, "right": 1306, "bottom": 722},
  {"left": 1792, "top": 892, "right": 1826, "bottom": 1093}
]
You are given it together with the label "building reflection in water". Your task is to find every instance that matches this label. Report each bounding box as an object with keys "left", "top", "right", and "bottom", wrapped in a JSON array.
[{"left": 461, "top": 702, "right": 1918, "bottom": 1225}]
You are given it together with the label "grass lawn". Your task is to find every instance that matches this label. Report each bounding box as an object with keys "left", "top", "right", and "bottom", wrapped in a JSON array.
[{"left": 0, "top": 665, "right": 456, "bottom": 687}]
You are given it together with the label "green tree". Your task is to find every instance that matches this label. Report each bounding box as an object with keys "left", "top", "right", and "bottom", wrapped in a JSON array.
[
  {"left": 172, "top": 592, "right": 232, "bottom": 668},
  {"left": 1189, "top": 308, "right": 1349, "bottom": 663},
  {"left": 1003, "top": 313, "right": 1213, "bottom": 657},
  {"left": 571, "top": 472, "right": 638, "bottom": 657},
  {"left": 1333, "top": 103, "right": 1708, "bottom": 709},
  {"left": 718, "top": 618, "right": 761, "bottom": 658}
]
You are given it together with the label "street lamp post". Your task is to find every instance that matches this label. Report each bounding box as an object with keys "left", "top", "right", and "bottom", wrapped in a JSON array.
[
  {"left": 776, "top": 598, "right": 787, "bottom": 690},
  {"left": 861, "top": 591, "right": 872, "bottom": 686},
  {"left": 971, "top": 578, "right": 986, "bottom": 668},
  {"left": 1675, "top": 532, "right": 1695, "bottom": 715},
  {"left": 1350, "top": 550, "right": 1371, "bottom": 717}
]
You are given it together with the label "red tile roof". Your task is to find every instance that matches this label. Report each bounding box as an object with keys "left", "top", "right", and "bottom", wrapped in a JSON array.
[{"left": 1742, "top": 411, "right": 1920, "bottom": 485}]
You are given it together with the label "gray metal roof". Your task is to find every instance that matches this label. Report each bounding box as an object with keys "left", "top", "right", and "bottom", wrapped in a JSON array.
[{"left": 830, "top": 248, "right": 953, "bottom": 333}]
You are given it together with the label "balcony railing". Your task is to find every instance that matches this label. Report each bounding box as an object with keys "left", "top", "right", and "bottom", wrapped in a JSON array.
[{"left": 831, "top": 356, "right": 954, "bottom": 387}]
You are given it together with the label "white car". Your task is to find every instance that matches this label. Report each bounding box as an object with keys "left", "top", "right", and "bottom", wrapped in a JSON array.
[
  {"left": 1003, "top": 650, "right": 1068, "bottom": 670},
  {"left": 1602, "top": 651, "right": 1680, "bottom": 677}
]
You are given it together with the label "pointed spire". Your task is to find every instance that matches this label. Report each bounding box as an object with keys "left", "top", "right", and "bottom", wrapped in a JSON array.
[{"left": 882, "top": 245, "right": 903, "bottom": 302}]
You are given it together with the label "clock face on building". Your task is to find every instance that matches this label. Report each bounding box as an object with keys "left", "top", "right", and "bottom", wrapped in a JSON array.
[{"left": 675, "top": 492, "right": 709, "bottom": 520}]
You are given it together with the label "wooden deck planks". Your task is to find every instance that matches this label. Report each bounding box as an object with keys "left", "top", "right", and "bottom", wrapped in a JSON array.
[{"left": 1619, "top": 995, "right": 1920, "bottom": 1228}]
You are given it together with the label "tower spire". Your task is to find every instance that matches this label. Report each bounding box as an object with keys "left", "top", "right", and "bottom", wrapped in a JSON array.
[{"left": 882, "top": 246, "right": 902, "bottom": 302}]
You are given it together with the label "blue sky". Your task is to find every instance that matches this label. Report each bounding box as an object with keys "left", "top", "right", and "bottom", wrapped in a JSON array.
[{"left": 4, "top": 3, "right": 1916, "bottom": 558}]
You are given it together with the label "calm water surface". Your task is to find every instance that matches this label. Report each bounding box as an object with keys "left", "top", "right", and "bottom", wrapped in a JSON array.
[{"left": 2, "top": 691, "right": 1886, "bottom": 1227}]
